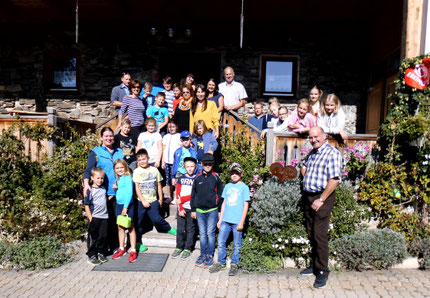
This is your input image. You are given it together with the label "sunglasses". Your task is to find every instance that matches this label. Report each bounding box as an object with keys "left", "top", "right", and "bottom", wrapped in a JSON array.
[
  {"left": 182, "top": 91, "right": 190, "bottom": 94},
  {"left": 131, "top": 86, "right": 141, "bottom": 89}
]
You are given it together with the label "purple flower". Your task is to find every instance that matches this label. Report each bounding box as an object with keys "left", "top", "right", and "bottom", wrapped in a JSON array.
[
  {"left": 291, "top": 158, "right": 299, "bottom": 167},
  {"left": 250, "top": 192, "right": 254, "bottom": 197},
  {"left": 226, "top": 158, "right": 231, "bottom": 162},
  {"left": 364, "top": 146, "right": 371, "bottom": 152},
  {"left": 278, "top": 150, "right": 284, "bottom": 155},
  {"left": 250, "top": 188, "right": 256, "bottom": 192},
  {"left": 343, "top": 171, "right": 349, "bottom": 176},
  {"left": 278, "top": 161, "right": 285, "bottom": 166},
  {"left": 249, "top": 181, "right": 255, "bottom": 186}
]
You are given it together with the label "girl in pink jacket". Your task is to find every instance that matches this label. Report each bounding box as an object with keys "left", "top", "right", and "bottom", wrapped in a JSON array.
[{"left": 288, "top": 98, "right": 317, "bottom": 134}]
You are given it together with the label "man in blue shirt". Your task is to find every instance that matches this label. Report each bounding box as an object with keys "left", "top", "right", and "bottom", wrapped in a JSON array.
[
  {"left": 111, "top": 72, "right": 131, "bottom": 113},
  {"left": 300, "top": 126, "right": 342, "bottom": 289}
]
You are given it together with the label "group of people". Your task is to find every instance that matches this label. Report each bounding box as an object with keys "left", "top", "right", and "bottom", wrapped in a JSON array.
[
  {"left": 249, "top": 86, "right": 348, "bottom": 141},
  {"left": 82, "top": 67, "right": 344, "bottom": 287}
]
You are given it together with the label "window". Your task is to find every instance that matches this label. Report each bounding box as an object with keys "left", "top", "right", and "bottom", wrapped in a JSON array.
[
  {"left": 259, "top": 55, "right": 299, "bottom": 98},
  {"left": 44, "top": 51, "right": 80, "bottom": 92}
]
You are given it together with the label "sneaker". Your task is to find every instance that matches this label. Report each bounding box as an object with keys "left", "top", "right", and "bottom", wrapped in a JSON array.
[
  {"left": 171, "top": 248, "right": 183, "bottom": 259},
  {"left": 180, "top": 249, "right": 191, "bottom": 260},
  {"left": 128, "top": 251, "right": 138, "bottom": 263},
  {"left": 167, "top": 227, "right": 177, "bottom": 236},
  {"left": 195, "top": 255, "right": 206, "bottom": 267},
  {"left": 204, "top": 255, "right": 213, "bottom": 269},
  {"left": 136, "top": 243, "right": 148, "bottom": 252},
  {"left": 98, "top": 253, "right": 108, "bottom": 263},
  {"left": 229, "top": 263, "right": 239, "bottom": 276},
  {"left": 300, "top": 266, "right": 313, "bottom": 276},
  {"left": 87, "top": 255, "right": 101, "bottom": 266},
  {"left": 112, "top": 248, "right": 126, "bottom": 260},
  {"left": 209, "top": 262, "right": 226, "bottom": 273},
  {"left": 313, "top": 272, "right": 328, "bottom": 289}
]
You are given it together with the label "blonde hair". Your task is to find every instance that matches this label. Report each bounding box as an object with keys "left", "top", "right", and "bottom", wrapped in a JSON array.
[
  {"left": 144, "top": 82, "right": 153, "bottom": 90},
  {"left": 114, "top": 159, "right": 132, "bottom": 178},
  {"left": 269, "top": 102, "right": 281, "bottom": 109},
  {"left": 253, "top": 101, "right": 264, "bottom": 108},
  {"left": 321, "top": 94, "right": 341, "bottom": 115},
  {"left": 145, "top": 116, "right": 157, "bottom": 126},
  {"left": 193, "top": 120, "right": 208, "bottom": 136},
  {"left": 297, "top": 98, "right": 311, "bottom": 113},
  {"left": 91, "top": 167, "right": 105, "bottom": 177},
  {"left": 268, "top": 97, "right": 279, "bottom": 104}
]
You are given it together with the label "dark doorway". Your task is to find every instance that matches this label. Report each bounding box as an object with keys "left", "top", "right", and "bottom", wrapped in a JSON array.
[{"left": 159, "top": 52, "right": 221, "bottom": 86}]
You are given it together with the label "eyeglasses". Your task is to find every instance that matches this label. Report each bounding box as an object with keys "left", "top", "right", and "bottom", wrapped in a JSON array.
[
  {"left": 203, "top": 163, "right": 214, "bottom": 167},
  {"left": 279, "top": 113, "right": 288, "bottom": 116},
  {"left": 131, "top": 86, "right": 141, "bottom": 89},
  {"left": 182, "top": 91, "right": 190, "bottom": 94}
]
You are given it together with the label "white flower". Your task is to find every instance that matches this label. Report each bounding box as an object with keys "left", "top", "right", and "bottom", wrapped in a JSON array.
[
  {"left": 280, "top": 245, "right": 285, "bottom": 250},
  {"left": 423, "top": 161, "right": 429, "bottom": 165},
  {"left": 298, "top": 257, "right": 304, "bottom": 261},
  {"left": 285, "top": 239, "right": 289, "bottom": 243},
  {"left": 272, "top": 244, "right": 275, "bottom": 248},
  {"left": 248, "top": 238, "right": 253, "bottom": 242},
  {"left": 278, "top": 238, "right": 282, "bottom": 242},
  {"left": 329, "top": 224, "right": 334, "bottom": 231},
  {"left": 275, "top": 244, "right": 279, "bottom": 248},
  {"left": 62, "top": 214, "right": 66, "bottom": 219}
]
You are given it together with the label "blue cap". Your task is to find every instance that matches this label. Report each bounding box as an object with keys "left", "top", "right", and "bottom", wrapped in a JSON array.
[{"left": 180, "top": 130, "right": 191, "bottom": 138}]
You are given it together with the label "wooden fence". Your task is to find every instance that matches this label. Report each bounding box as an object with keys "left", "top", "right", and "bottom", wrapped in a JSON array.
[
  {"left": 0, "top": 108, "right": 96, "bottom": 162},
  {"left": 221, "top": 111, "right": 261, "bottom": 147}
]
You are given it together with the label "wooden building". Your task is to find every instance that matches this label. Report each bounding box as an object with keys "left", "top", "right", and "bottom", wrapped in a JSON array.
[{"left": 0, "top": 0, "right": 427, "bottom": 133}]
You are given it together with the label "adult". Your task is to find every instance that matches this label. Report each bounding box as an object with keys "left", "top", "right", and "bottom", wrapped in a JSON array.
[
  {"left": 83, "top": 127, "right": 124, "bottom": 252},
  {"left": 111, "top": 72, "right": 131, "bottom": 113},
  {"left": 207, "top": 78, "right": 224, "bottom": 113},
  {"left": 185, "top": 73, "right": 196, "bottom": 91},
  {"left": 190, "top": 84, "right": 220, "bottom": 139},
  {"left": 116, "top": 80, "right": 146, "bottom": 142},
  {"left": 173, "top": 84, "right": 193, "bottom": 133},
  {"left": 300, "top": 126, "right": 342, "bottom": 289},
  {"left": 150, "top": 69, "right": 164, "bottom": 88},
  {"left": 218, "top": 66, "right": 247, "bottom": 112}
]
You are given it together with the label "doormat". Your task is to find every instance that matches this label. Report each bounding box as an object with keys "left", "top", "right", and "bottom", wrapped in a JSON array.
[{"left": 92, "top": 253, "right": 169, "bottom": 272}]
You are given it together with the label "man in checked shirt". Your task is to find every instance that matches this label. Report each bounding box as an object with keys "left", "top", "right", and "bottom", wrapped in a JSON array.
[{"left": 300, "top": 126, "right": 342, "bottom": 289}]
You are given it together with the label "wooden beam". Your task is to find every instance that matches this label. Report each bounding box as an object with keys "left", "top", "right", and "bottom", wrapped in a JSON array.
[{"left": 402, "top": 0, "right": 427, "bottom": 58}]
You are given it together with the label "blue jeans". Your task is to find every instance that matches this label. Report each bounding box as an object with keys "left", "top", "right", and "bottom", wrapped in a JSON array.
[
  {"left": 196, "top": 210, "right": 218, "bottom": 257},
  {"left": 217, "top": 221, "right": 243, "bottom": 265}
]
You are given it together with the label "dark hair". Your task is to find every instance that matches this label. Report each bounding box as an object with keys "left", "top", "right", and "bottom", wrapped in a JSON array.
[
  {"left": 182, "top": 84, "right": 194, "bottom": 98},
  {"left": 100, "top": 127, "right": 114, "bottom": 137},
  {"left": 186, "top": 73, "right": 194, "bottom": 79},
  {"left": 156, "top": 92, "right": 166, "bottom": 98},
  {"left": 128, "top": 79, "right": 142, "bottom": 92},
  {"left": 163, "top": 76, "right": 173, "bottom": 84},
  {"left": 207, "top": 78, "right": 219, "bottom": 96},
  {"left": 136, "top": 148, "right": 149, "bottom": 159},
  {"left": 192, "top": 84, "right": 208, "bottom": 116},
  {"left": 168, "top": 118, "right": 178, "bottom": 126}
]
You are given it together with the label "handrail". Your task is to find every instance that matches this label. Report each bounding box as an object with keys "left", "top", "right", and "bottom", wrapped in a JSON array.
[
  {"left": 95, "top": 113, "right": 118, "bottom": 130},
  {"left": 226, "top": 110, "right": 262, "bottom": 134}
]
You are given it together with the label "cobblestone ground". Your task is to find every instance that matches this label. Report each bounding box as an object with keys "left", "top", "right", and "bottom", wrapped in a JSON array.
[{"left": 1, "top": 243, "right": 430, "bottom": 297}]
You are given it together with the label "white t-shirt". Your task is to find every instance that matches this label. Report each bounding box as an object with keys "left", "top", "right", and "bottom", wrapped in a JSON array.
[
  {"left": 137, "top": 132, "right": 162, "bottom": 164},
  {"left": 162, "top": 133, "right": 182, "bottom": 164},
  {"left": 218, "top": 81, "right": 248, "bottom": 108}
]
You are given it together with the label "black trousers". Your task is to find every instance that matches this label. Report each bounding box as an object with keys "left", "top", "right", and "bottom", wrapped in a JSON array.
[
  {"left": 176, "top": 208, "right": 196, "bottom": 251},
  {"left": 87, "top": 217, "right": 108, "bottom": 258},
  {"left": 302, "top": 190, "right": 336, "bottom": 276}
]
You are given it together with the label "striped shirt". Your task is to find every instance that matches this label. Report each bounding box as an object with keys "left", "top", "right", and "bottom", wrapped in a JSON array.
[
  {"left": 302, "top": 143, "right": 342, "bottom": 192},
  {"left": 119, "top": 95, "right": 146, "bottom": 127},
  {"left": 162, "top": 90, "right": 175, "bottom": 115}
]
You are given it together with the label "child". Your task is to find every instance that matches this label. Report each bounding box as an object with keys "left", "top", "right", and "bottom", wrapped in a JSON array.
[
  {"left": 248, "top": 102, "right": 266, "bottom": 137},
  {"left": 134, "top": 149, "right": 177, "bottom": 249},
  {"left": 136, "top": 117, "right": 163, "bottom": 168},
  {"left": 317, "top": 94, "right": 348, "bottom": 140},
  {"left": 146, "top": 92, "right": 169, "bottom": 134},
  {"left": 172, "top": 130, "right": 198, "bottom": 181},
  {"left": 111, "top": 159, "right": 138, "bottom": 262},
  {"left": 141, "top": 82, "right": 155, "bottom": 109},
  {"left": 172, "top": 83, "right": 183, "bottom": 114},
  {"left": 192, "top": 120, "right": 218, "bottom": 167},
  {"left": 309, "top": 85, "right": 323, "bottom": 117},
  {"left": 84, "top": 167, "right": 109, "bottom": 266},
  {"left": 268, "top": 101, "right": 280, "bottom": 126},
  {"left": 191, "top": 153, "right": 223, "bottom": 269},
  {"left": 171, "top": 157, "right": 198, "bottom": 260},
  {"left": 162, "top": 76, "right": 175, "bottom": 116},
  {"left": 114, "top": 118, "right": 137, "bottom": 171},
  {"left": 210, "top": 163, "right": 250, "bottom": 276},
  {"left": 162, "top": 119, "right": 182, "bottom": 202},
  {"left": 288, "top": 98, "right": 317, "bottom": 134}
]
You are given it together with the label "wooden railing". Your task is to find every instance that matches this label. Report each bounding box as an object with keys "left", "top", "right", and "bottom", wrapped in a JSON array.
[
  {"left": 221, "top": 111, "right": 261, "bottom": 147},
  {"left": 0, "top": 108, "right": 96, "bottom": 161}
]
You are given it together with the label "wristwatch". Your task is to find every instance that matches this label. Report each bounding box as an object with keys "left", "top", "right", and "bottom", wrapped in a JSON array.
[{"left": 319, "top": 198, "right": 325, "bottom": 202}]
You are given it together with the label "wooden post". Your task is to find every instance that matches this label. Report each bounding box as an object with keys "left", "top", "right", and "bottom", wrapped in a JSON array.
[
  {"left": 265, "top": 122, "right": 274, "bottom": 165},
  {"left": 47, "top": 107, "right": 57, "bottom": 157},
  {"left": 402, "top": 0, "right": 427, "bottom": 58}
]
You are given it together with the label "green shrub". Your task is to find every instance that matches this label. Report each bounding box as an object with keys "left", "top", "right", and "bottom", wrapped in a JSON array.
[
  {"left": 249, "top": 177, "right": 302, "bottom": 235},
  {"left": 330, "top": 229, "right": 407, "bottom": 270},
  {"left": 408, "top": 238, "right": 430, "bottom": 270},
  {"left": 0, "top": 236, "right": 70, "bottom": 270}
]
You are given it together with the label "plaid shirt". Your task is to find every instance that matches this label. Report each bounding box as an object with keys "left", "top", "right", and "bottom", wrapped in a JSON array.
[{"left": 302, "top": 142, "right": 342, "bottom": 192}]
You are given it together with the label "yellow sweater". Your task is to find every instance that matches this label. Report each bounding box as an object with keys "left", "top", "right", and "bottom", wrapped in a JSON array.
[{"left": 189, "top": 100, "right": 220, "bottom": 133}]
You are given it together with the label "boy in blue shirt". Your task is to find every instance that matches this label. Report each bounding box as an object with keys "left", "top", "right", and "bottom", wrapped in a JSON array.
[
  {"left": 209, "top": 163, "right": 250, "bottom": 276},
  {"left": 146, "top": 92, "right": 169, "bottom": 134}
]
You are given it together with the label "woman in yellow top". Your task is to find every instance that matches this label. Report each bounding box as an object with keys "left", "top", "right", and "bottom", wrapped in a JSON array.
[{"left": 190, "top": 84, "right": 220, "bottom": 138}]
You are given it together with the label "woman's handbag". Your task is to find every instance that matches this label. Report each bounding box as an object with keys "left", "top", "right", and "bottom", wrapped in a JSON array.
[{"left": 116, "top": 215, "right": 131, "bottom": 228}]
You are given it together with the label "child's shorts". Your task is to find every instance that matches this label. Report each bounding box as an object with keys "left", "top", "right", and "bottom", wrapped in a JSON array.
[
  {"left": 115, "top": 202, "right": 135, "bottom": 224},
  {"left": 164, "top": 163, "right": 173, "bottom": 186}
]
